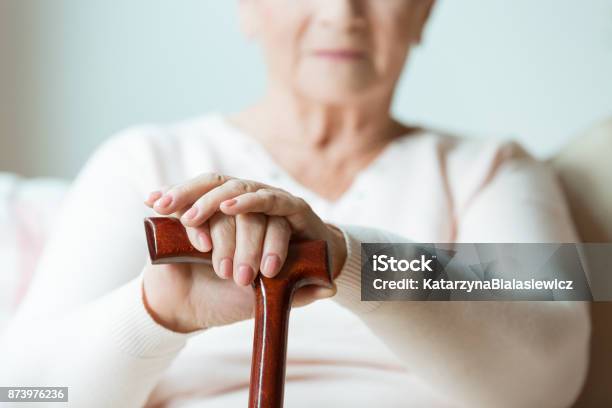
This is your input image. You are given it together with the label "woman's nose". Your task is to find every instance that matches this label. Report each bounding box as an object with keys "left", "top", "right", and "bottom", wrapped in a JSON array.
[{"left": 315, "top": 0, "right": 367, "bottom": 31}]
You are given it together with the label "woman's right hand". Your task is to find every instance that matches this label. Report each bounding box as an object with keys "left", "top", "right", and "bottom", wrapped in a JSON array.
[
  {"left": 142, "top": 246, "right": 255, "bottom": 333},
  {"left": 141, "top": 191, "right": 337, "bottom": 334}
]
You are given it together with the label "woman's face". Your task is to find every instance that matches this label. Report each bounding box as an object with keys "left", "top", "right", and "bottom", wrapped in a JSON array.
[{"left": 240, "top": 0, "right": 434, "bottom": 104}]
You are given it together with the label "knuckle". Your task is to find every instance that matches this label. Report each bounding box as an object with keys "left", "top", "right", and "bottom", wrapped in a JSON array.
[
  {"left": 255, "top": 188, "right": 271, "bottom": 197},
  {"left": 202, "top": 172, "right": 227, "bottom": 185},
  {"left": 224, "top": 215, "right": 237, "bottom": 230},
  {"left": 226, "top": 178, "right": 247, "bottom": 192},
  {"left": 274, "top": 187, "right": 289, "bottom": 195},
  {"left": 267, "top": 194, "right": 278, "bottom": 211},
  {"left": 172, "top": 183, "right": 191, "bottom": 197},
  {"left": 257, "top": 188, "right": 277, "bottom": 207},
  {"left": 241, "top": 181, "right": 256, "bottom": 193},
  {"left": 297, "top": 197, "right": 311, "bottom": 212},
  {"left": 214, "top": 172, "right": 230, "bottom": 184}
]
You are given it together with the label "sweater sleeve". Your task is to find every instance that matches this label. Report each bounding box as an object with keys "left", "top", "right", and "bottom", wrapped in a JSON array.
[
  {"left": 0, "top": 128, "right": 203, "bottom": 407},
  {"left": 328, "top": 145, "right": 591, "bottom": 408}
]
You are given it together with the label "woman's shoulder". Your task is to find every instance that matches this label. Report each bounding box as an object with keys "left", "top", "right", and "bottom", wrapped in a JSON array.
[
  {"left": 399, "top": 126, "right": 545, "bottom": 210},
  {"left": 401, "top": 125, "right": 532, "bottom": 164},
  {"left": 85, "top": 112, "right": 232, "bottom": 189},
  {"left": 98, "top": 112, "right": 228, "bottom": 156},
  {"left": 398, "top": 126, "right": 537, "bottom": 182}
]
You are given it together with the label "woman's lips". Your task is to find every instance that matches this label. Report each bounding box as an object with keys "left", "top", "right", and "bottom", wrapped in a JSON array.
[{"left": 312, "top": 49, "right": 366, "bottom": 61}]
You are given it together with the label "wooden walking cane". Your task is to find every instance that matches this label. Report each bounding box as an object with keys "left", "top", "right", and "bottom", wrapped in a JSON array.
[{"left": 144, "top": 217, "right": 333, "bottom": 408}]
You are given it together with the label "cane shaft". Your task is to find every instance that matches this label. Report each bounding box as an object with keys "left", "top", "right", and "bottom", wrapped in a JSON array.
[{"left": 144, "top": 217, "right": 331, "bottom": 408}]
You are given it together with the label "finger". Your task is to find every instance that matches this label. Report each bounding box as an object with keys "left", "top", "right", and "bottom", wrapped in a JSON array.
[
  {"left": 144, "top": 191, "right": 162, "bottom": 207},
  {"left": 185, "top": 221, "right": 212, "bottom": 253},
  {"left": 144, "top": 185, "right": 171, "bottom": 207},
  {"left": 152, "top": 173, "right": 233, "bottom": 215},
  {"left": 293, "top": 284, "right": 337, "bottom": 307},
  {"left": 220, "top": 189, "right": 315, "bottom": 235},
  {"left": 259, "top": 216, "right": 291, "bottom": 278},
  {"left": 233, "top": 213, "right": 266, "bottom": 286},
  {"left": 180, "top": 178, "right": 270, "bottom": 227},
  {"left": 209, "top": 212, "right": 237, "bottom": 280},
  {"left": 148, "top": 188, "right": 196, "bottom": 222},
  {"left": 220, "top": 188, "right": 306, "bottom": 217}
]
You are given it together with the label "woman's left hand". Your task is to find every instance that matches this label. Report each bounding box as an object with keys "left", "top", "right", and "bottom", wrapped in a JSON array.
[{"left": 144, "top": 173, "right": 347, "bottom": 286}]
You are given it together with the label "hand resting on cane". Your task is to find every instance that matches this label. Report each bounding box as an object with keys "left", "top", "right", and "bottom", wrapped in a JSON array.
[{"left": 141, "top": 172, "right": 347, "bottom": 333}]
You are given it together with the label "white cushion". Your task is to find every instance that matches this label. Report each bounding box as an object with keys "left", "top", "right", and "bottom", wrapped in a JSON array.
[{"left": 0, "top": 173, "right": 68, "bottom": 330}]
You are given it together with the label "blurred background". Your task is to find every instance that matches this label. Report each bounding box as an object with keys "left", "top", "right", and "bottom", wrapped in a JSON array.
[{"left": 1, "top": 0, "right": 611, "bottom": 179}]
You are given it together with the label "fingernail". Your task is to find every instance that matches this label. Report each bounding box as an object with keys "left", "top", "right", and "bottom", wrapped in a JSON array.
[
  {"left": 262, "top": 254, "right": 280, "bottom": 277},
  {"left": 155, "top": 194, "right": 173, "bottom": 209},
  {"left": 237, "top": 264, "right": 253, "bottom": 286},
  {"left": 222, "top": 198, "right": 237, "bottom": 207},
  {"left": 220, "top": 258, "right": 233, "bottom": 279},
  {"left": 198, "top": 232, "right": 212, "bottom": 252},
  {"left": 183, "top": 206, "right": 198, "bottom": 221},
  {"left": 146, "top": 191, "right": 162, "bottom": 203}
]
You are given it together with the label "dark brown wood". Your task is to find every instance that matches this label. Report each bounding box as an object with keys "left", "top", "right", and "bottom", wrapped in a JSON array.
[
  {"left": 144, "top": 217, "right": 332, "bottom": 408},
  {"left": 145, "top": 217, "right": 214, "bottom": 265}
]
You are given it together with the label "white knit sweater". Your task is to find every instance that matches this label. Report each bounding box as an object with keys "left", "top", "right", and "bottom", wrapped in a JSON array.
[{"left": 0, "top": 113, "right": 590, "bottom": 407}]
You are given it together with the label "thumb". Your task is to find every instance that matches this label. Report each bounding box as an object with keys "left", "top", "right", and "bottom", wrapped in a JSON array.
[{"left": 292, "top": 284, "right": 337, "bottom": 307}]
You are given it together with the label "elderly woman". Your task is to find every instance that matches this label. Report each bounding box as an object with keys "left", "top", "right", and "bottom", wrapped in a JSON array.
[{"left": 0, "top": 1, "right": 589, "bottom": 407}]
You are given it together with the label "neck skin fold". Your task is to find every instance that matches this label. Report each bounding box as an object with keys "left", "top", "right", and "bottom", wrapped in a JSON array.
[{"left": 232, "top": 81, "right": 409, "bottom": 157}]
